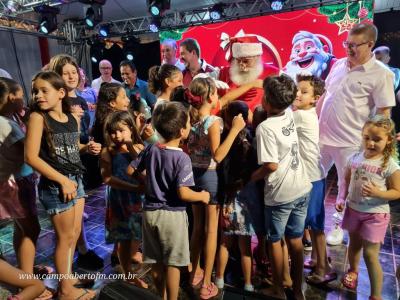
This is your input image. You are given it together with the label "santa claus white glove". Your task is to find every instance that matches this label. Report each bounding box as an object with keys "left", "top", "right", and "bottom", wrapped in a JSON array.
[{"left": 193, "top": 72, "right": 229, "bottom": 90}]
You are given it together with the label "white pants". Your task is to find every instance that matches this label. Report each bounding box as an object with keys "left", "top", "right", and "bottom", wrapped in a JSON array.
[{"left": 319, "top": 144, "right": 360, "bottom": 202}]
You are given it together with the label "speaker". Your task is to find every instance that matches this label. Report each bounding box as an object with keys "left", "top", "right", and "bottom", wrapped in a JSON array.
[{"left": 97, "top": 281, "right": 161, "bottom": 300}]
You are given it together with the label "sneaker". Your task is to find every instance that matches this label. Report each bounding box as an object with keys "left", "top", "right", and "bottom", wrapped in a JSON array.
[
  {"left": 303, "top": 239, "right": 312, "bottom": 252},
  {"left": 200, "top": 283, "right": 218, "bottom": 299},
  {"left": 326, "top": 225, "right": 344, "bottom": 246},
  {"left": 215, "top": 277, "right": 224, "bottom": 289},
  {"left": 244, "top": 284, "right": 254, "bottom": 292},
  {"left": 77, "top": 250, "right": 104, "bottom": 270}
]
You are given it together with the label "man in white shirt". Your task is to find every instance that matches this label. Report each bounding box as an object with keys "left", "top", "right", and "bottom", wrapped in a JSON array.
[
  {"left": 316, "top": 23, "right": 395, "bottom": 245},
  {"left": 161, "top": 39, "right": 185, "bottom": 71},
  {"left": 91, "top": 60, "right": 120, "bottom": 92}
]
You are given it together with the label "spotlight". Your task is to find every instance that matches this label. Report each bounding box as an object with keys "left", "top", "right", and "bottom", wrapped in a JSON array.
[
  {"left": 269, "top": 0, "right": 286, "bottom": 11},
  {"left": 122, "top": 35, "right": 139, "bottom": 61},
  {"left": 34, "top": 5, "right": 60, "bottom": 34},
  {"left": 147, "top": 0, "right": 170, "bottom": 17},
  {"left": 149, "top": 17, "right": 161, "bottom": 32},
  {"left": 88, "top": 39, "right": 104, "bottom": 63},
  {"left": 210, "top": 3, "right": 225, "bottom": 20},
  {"left": 6, "top": 0, "right": 18, "bottom": 13},
  {"left": 80, "top": 0, "right": 106, "bottom": 28},
  {"left": 99, "top": 24, "right": 110, "bottom": 37}
]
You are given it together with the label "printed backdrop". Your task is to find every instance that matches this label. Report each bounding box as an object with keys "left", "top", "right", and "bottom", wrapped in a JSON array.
[{"left": 160, "top": 1, "right": 374, "bottom": 78}]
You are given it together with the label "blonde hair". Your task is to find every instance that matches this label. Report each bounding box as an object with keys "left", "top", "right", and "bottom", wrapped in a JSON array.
[{"left": 363, "top": 115, "right": 398, "bottom": 169}]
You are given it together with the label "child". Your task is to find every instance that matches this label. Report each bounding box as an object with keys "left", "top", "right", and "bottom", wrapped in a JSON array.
[
  {"left": 127, "top": 102, "right": 210, "bottom": 300},
  {"left": 251, "top": 74, "right": 312, "bottom": 300},
  {"left": 25, "top": 71, "right": 100, "bottom": 300},
  {"left": 336, "top": 116, "right": 400, "bottom": 300},
  {"left": 292, "top": 74, "right": 336, "bottom": 284},
  {"left": 148, "top": 64, "right": 183, "bottom": 108},
  {"left": 181, "top": 77, "right": 245, "bottom": 299},
  {"left": 0, "top": 77, "right": 55, "bottom": 299},
  {"left": 215, "top": 101, "right": 261, "bottom": 292},
  {"left": 101, "top": 110, "right": 147, "bottom": 288},
  {"left": 49, "top": 54, "right": 104, "bottom": 271}
]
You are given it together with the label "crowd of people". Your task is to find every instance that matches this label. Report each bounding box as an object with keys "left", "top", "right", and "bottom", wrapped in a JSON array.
[{"left": 0, "top": 22, "right": 399, "bottom": 300}]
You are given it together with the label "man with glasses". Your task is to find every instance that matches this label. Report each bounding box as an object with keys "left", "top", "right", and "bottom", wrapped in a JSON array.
[
  {"left": 91, "top": 59, "right": 121, "bottom": 92},
  {"left": 218, "top": 36, "right": 278, "bottom": 111},
  {"left": 316, "top": 23, "right": 395, "bottom": 246}
]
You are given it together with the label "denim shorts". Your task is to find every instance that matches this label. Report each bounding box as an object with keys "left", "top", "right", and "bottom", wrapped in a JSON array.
[
  {"left": 305, "top": 179, "right": 326, "bottom": 231},
  {"left": 38, "top": 174, "right": 86, "bottom": 215},
  {"left": 192, "top": 168, "right": 220, "bottom": 205},
  {"left": 265, "top": 192, "right": 310, "bottom": 243}
]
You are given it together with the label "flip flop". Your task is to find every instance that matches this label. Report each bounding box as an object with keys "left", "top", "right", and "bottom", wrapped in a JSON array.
[
  {"left": 75, "top": 289, "right": 96, "bottom": 300},
  {"left": 34, "top": 288, "right": 55, "bottom": 300},
  {"left": 73, "top": 278, "right": 95, "bottom": 288},
  {"left": 306, "top": 272, "right": 338, "bottom": 285}
]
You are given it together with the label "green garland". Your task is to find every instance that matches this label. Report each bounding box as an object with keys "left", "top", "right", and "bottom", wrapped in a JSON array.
[
  {"left": 318, "top": 0, "right": 374, "bottom": 23},
  {"left": 159, "top": 28, "right": 188, "bottom": 42}
]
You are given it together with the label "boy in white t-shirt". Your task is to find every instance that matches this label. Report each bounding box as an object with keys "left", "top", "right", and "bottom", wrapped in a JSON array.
[
  {"left": 252, "top": 74, "right": 312, "bottom": 299},
  {"left": 293, "top": 74, "right": 337, "bottom": 285}
]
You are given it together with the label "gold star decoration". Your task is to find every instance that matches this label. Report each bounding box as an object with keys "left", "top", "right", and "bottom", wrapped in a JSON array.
[{"left": 335, "top": 11, "right": 358, "bottom": 35}]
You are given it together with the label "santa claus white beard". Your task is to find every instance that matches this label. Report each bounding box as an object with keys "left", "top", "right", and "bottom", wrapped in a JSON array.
[{"left": 230, "top": 58, "right": 263, "bottom": 86}]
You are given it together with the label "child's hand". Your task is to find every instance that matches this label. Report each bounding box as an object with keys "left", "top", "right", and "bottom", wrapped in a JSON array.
[
  {"left": 71, "top": 105, "right": 84, "bottom": 118},
  {"left": 60, "top": 177, "right": 78, "bottom": 202},
  {"left": 335, "top": 198, "right": 345, "bottom": 212},
  {"left": 135, "top": 113, "right": 146, "bottom": 132},
  {"left": 362, "top": 181, "right": 381, "bottom": 198},
  {"left": 142, "top": 124, "right": 155, "bottom": 141},
  {"left": 87, "top": 141, "right": 101, "bottom": 155},
  {"left": 200, "top": 190, "right": 210, "bottom": 204},
  {"left": 231, "top": 113, "right": 246, "bottom": 132}
]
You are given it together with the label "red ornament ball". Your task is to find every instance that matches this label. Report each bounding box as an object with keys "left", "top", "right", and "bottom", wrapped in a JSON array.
[{"left": 358, "top": 7, "right": 368, "bottom": 19}]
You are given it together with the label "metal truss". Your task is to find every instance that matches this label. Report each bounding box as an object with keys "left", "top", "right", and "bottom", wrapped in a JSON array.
[{"left": 60, "top": 0, "right": 360, "bottom": 43}]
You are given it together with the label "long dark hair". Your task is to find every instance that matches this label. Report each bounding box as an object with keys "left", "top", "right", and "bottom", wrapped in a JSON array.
[
  {"left": 31, "top": 71, "right": 70, "bottom": 157},
  {"left": 103, "top": 110, "right": 143, "bottom": 152},
  {"left": 148, "top": 64, "right": 181, "bottom": 94}
]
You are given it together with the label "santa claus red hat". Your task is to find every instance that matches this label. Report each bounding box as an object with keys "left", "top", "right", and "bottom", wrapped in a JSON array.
[{"left": 231, "top": 36, "right": 263, "bottom": 58}]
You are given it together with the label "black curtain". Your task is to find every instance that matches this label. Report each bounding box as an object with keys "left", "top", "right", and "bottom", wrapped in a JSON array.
[{"left": 90, "top": 40, "right": 161, "bottom": 82}]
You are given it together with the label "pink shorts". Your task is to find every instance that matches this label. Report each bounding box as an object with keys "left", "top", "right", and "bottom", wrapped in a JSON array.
[{"left": 342, "top": 206, "right": 389, "bottom": 244}]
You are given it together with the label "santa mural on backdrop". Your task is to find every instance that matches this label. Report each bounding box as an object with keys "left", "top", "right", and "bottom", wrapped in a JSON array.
[
  {"left": 218, "top": 33, "right": 280, "bottom": 112},
  {"left": 283, "top": 31, "right": 337, "bottom": 80}
]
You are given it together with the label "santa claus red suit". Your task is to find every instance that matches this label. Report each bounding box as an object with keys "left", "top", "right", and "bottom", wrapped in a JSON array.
[{"left": 218, "top": 36, "right": 279, "bottom": 112}]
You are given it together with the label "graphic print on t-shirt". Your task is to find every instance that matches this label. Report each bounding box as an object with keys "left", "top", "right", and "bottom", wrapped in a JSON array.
[
  {"left": 282, "top": 119, "right": 295, "bottom": 136},
  {"left": 53, "top": 132, "right": 81, "bottom": 164},
  {"left": 290, "top": 142, "right": 299, "bottom": 170}
]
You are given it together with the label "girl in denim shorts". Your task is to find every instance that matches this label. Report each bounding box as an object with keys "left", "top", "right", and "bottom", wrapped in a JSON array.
[{"left": 25, "top": 71, "right": 100, "bottom": 300}]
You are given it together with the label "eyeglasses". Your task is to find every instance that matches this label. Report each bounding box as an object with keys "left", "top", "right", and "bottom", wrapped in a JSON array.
[
  {"left": 342, "top": 41, "right": 370, "bottom": 49},
  {"left": 100, "top": 67, "right": 112, "bottom": 70}
]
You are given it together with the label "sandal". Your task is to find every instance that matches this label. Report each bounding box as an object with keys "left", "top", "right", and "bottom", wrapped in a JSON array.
[
  {"left": 200, "top": 283, "right": 218, "bottom": 299},
  {"left": 306, "top": 272, "right": 337, "bottom": 285},
  {"left": 190, "top": 269, "right": 204, "bottom": 287},
  {"left": 342, "top": 270, "right": 358, "bottom": 290}
]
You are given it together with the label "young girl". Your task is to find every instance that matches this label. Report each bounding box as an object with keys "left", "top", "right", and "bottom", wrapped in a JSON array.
[
  {"left": 0, "top": 77, "right": 55, "bottom": 299},
  {"left": 215, "top": 101, "right": 262, "bottom": 292},
  {"left": 178, "top": 77, "right": 245, "bottom": 299},
  {"left": 336, "top": 115, "right": 400, "bottom": 300},
  {"left": 100, "top": 110, "right": 147, "bottom": 288},
  {"left": 49, "top": 54, "right": 103, "bottom": 271},
  {"left": 25, "top": 71, "right": 100, "bottom": 300},
  {"left": 148, "top": 64, "right": 183, "bottom": 108}
]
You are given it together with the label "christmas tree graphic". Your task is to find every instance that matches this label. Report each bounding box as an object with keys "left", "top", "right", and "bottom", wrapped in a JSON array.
[{"left": 318, "top": 0, "right": 374, "bottom": 34}]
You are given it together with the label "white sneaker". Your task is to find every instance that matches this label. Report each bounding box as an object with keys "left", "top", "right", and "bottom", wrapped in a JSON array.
[
  {"left": 326, "top": 225, "right": 344, "bottom": 246},
  {"left": 215, "top": 277, "right": 224, "bottom": 289},
  {"left": 244, "top": 284, "right": 254, "bottom": 292}
]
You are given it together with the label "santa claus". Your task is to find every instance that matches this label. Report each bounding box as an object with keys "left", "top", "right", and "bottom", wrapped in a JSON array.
[
  {"left": 218, "top": 36, "right": 279, "bottom": 112},
  {"left": 283, "top": 31, "right": 336, "bottom": 80}
]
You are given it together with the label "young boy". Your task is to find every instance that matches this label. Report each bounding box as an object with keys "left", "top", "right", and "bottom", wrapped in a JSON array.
[
  {"left": 127, "top": 102, "right": 210, "bottom": 300},
  {"left": 293, "top": 74, "right": 337, "bottom": 285},
  {"left": 252, "top": 74, "right": 312, "bottom": 300}
]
